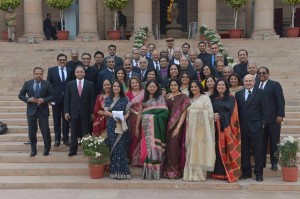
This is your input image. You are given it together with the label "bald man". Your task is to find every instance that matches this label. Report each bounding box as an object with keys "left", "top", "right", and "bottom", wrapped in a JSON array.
[{"left": 235, "top": 74, "right": 267, "bottom": 182}]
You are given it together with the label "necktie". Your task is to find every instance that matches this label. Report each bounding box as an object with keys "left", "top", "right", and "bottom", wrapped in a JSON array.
[
  {"left": 259, "top": 82, "right": 264, "bottom": 89},
  {"left": 35, "top": 82, "right": 40, "bottom": 98},
  {"left": 127, "top": 73, "right": 130, "bottom": 79},
  {"left": 155, "top": 62, "right": 159, "bottom": 70},
  {"left": 246, "top": 90, "right": 252, "bottom": 102},
  {"left": 78, "top": 80, "right": 82, "bottom": 97},
  {"left": 136, "top": 61, "right": 139, "bottom": 68},
  {"left": 61, "top": 68, "right": 65, "bottom": 83},
  {"left": 197, "top": 71, "right": 201, "bottom": 81}
]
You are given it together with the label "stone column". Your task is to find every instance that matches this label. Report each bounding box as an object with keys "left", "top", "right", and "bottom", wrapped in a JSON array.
[
  {"left": 132, "top": 0, "right": 154, "bottom": 40},
  {"left": 77, "top": 0, "right": 98, "bottom": 41},
  {"left": 19, "top": 0, "right": 44, "bottom": 42},
  {"left": 252, "top": 0, "right": 278, "bottom": 40},
  {"left": 197, "top": 0, "right": 217, "bottom": 31},
  {"left": 97, "top": 0, "right": 105, "bottom": 39}
]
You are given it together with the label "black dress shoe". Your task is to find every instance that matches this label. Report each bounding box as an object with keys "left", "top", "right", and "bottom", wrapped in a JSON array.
[
  {"left": 271, "top": 164, "right": 278, "bottom": 171},
  {"left": 24, "top": 141, "right": 31, "bottom": 145},
  {"left": 68, "top": 152, "right": 77, "bottom": 157},
  {"left": 63, "top": 140, "right": 70, "bottom": 146},
  {"left": 256, "top": 176, "right": 263, "bottom": 182},
  {"left": 30, "top": 151, "right": 37, "bottom": 157},
  {"left": 239, "top": 174, "right": 252, "bottom": 180},
  {"left": 43, "top": 151, "right": 49, "bottom": 156},
  {"left": 54, "top": 140, "right": 60, "bottom": 146}
]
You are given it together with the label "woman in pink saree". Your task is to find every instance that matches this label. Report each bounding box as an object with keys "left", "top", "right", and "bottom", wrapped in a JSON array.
[{"left": 126, "top": 77, "right": 144, "bottom": 166}]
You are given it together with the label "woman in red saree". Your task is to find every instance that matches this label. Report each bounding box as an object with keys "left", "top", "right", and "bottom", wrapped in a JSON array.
[
  {"left": 92, "top": 79, "right": 111, "bottom": 136},
  {"left": 164, "top": 78, "right": 191, "bottom": 179},
  {"left": 126, "top": 77, "right": 144, "bottom": 167},
  {"left": 210, "top": 79, "right": 241, "bottom": 183}
]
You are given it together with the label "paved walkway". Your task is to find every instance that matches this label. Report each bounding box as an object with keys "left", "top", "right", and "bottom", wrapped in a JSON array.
[{"left": 0, "top": 189, "right": 299, "bottom": 199}]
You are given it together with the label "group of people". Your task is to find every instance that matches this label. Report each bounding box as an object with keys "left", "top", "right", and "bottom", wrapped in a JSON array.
[{"left": 18, "top": 38, "right": 285, "bottom": 183}]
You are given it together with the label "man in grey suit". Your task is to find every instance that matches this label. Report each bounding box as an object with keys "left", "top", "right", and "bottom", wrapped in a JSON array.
[
  {"left": 64, "top": 66, "right": 95, "bottom": 156},
  {"left": 18, "top": 67, "right": 54, "bottom": 157}
]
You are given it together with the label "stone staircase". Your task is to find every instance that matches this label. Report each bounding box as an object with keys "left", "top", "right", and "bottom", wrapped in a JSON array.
[{"left": 0, "top": 38, "right": 299, "bottom": 190}]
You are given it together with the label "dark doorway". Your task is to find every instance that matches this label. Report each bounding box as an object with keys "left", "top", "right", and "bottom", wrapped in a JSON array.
[
  {"left": 160, "top": 0, "right": 188, "bottom": 34},
  {"left": 295, "top": 8, "right": 300, "bottom": 27},
  {"left": 274, "top": 8, "right": 283, "bottom": 37}
]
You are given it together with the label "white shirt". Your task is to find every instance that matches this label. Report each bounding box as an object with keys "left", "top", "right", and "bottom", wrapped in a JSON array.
[
  {"left": 58, "top": 66, "right": 67, "bottom": 82},
  {"left": 244, "top": 87, "right": 253, "bottom": 101},
  {"left": 174, "top": 59, "right": 180, "bottom": 65}
]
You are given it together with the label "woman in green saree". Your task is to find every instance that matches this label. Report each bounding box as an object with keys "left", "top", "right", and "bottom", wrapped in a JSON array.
[{"left": 140, "top": 80, "right": 169, "bottom": 180}]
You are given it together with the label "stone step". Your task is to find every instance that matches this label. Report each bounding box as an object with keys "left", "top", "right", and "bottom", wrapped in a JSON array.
[
  {"left": 0, "top": 162, "right": 296, "bottom": 178},
  {"left": 0, "top": 133, "right": 59, "bottom": 142},
  {"left": 4, "top": 125, "right": 300, "bottom": 134},
  {"left": 0, "top": 163, "right": 88, "bottom": 176},
  {"left": 0, "top": 152, "right": 86, "bottom": 163},
  {"left": 0, "top": 175, "right": 299, "bottom": 191},
  {"left": 0, "top": 142, "right": 74, "bottom": 152},
  {"left": 1, "top": 118, "right": 54, "bottom": 126}
]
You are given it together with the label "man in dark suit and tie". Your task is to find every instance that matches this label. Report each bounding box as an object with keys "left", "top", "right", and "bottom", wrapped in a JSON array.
[
  {"left": 64, "top": 66, "right": 95, "bottom": 156},
  {"left": 103, "top": 44, "right": 123, "bottom": 68},
  {"left": 98, "top": 57, "right": 116, "bottom": 93},
  {"left": 247, "top": 61, "right": 260, "bottom": 83},
  {"left": 47, "top": 53, "right": 71, "bottom": 147},
  {"left": 124, "top": 59, "right": 140, "bottom": 79},
  {"left": 236, "top": 74, "right": 267, "bottom": 182},
  {"left": 19, "top": 67, "right": 54, "bottom": 157},
  {"left": 257, "top": 67, "right": 285, "bottom": 171}
]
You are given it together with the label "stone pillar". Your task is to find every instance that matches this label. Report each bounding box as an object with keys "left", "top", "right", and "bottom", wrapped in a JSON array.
[
  {"left": 97, "top": 0, "right": 105, "bottom": 39},
  {"left": 197, "top": 0, "right": 217, "bottom": 31},
  {"left": 132, "top": 0, "right": 154, "bottom": 40},
  {"left": 252, "top": 0, "right": 278, "bottom": 40},
  {"left": 77, "top": 0, "right": 98, "bottom": 41},
  {"left": 19, "top": 0, "right": 44, "bottom": 42}
]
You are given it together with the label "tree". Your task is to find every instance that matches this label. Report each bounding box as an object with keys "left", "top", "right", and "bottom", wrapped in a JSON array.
[
  {"left": 282, "top": 0, "right": 300, "bottom": 28},
  {"left": 45, "top": 0, "right": 73, "bottom": 31},
  {"left": 224, "top": 0, "right": 248, "bottom": 29},
  {"left": 0, "top": 0, "right": 21, "bottom": 11},
  {"left": 103, "top": 0, "right": 129, "bottom": 30}
]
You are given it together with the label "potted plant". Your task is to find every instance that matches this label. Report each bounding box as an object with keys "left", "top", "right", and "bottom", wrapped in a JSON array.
[
  {"left": 45, "top": 0, "right": 73, "bottom": 40},
  {"left": 133, "top": 26, "right": 148, "bottom": 48},
  {"left": 104, "top": 0, "right": 129, "bottom": 40},
  {"left": 282, "top": 0, "right": 300, "bottom": 37},
  {"left": 81, "top": 135, "right": 110, "bottom": 179},
  {"left": 275, "top": 135, "right": 300, "bottom": 182},
  {"left": 224, "top": 0, "right": 248, "bottom": 38},
  {"left": 0, "top": 0, "right": 21, "bottom": 40}
]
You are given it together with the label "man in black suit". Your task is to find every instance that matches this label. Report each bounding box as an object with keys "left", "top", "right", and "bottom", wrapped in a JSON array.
[
  {"left": 179, "top": 56, "right": 197, "bottom": 80},
  {"left": 140, "top": 45, "right": 152, "bottom": 63},
  {"left": 47, "top": 54, "right": 71, "bottom": 147},
  {"left": 233, "top": 49, "right": 249, "bottom": 79},
  {"left": 91, "top": 51, "right": 106, "bottom": 72},
  {"left": 139, "top": 58, "right": 154, "bottom": 82},
  {"left": 103, "top": 44, "right": 123, "bottom": 68},
  {"left": 64, "top": 66, "right": 95, "bottom": 156},
  {"left": 66, "top": 49, "right": 82, "bottom": 80},
  {"left": 169, "top": 47, "right": 181, "bottom": 66},
  {"left": 19, "top": 67, "right": 54, "bottom": 157},
  {"left": 257, "top": 67, "right": 285, "bottom": 171},
  {"left": 98, "top": 57, "right": 116, "bottom": 92},
  {"left": 81, "top": 52, "right": 98, "bottom": 95},
  {"left": 236, "top": 74, "right": 267, "bottom": 182},
  {"left": 148, "top": 50, "right": 160, "bottom": 72},
  {"left": 124, "top": 59, "right": 140, "bottom": 79},
  {"left": 197, "top": 41, "right": 211, "bottom": 65}
]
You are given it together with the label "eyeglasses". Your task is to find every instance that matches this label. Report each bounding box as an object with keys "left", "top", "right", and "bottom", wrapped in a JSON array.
[
  {"left": 82, "top": 58, "right": 90, "bottom": 60},
  {"left": 258, "top": 72, "right": 267, "bottom": 75},
  {"left": 108, "top": 61, "right": 115, "bottom": 63},
  {"left": 58, "top": 59, "right": 67, "bottom": 61}
]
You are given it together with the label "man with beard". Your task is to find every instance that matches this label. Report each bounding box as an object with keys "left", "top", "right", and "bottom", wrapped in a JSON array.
[
  {"left": 92, "top": 51, "right": 105, "bottom": 72},
  {"left": 103, "top": 44, "right": 123, "bottom": 68},
  {"left": 66, "top": 49, "right": 82, "bottom": 80}
]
